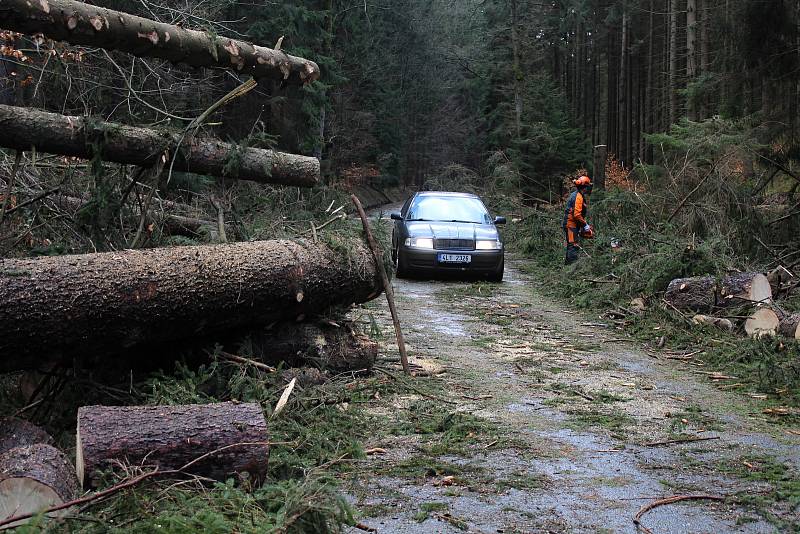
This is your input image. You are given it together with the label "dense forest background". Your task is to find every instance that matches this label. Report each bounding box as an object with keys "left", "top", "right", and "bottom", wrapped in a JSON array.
[{"left": 1, "top": 0, "right": 799, "bottom": 258}]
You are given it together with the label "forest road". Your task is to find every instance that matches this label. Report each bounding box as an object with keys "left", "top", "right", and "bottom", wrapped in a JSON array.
[{"left": 343, "top": 213, "right": 800, "bottom": 533}]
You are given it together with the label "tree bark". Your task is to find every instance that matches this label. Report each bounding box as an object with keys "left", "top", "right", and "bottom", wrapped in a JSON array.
[
  {"left": 0, "top": 104, "right": 320, "bottom": 187},
  {"left": 0, "top": 419, "right": 53, "bottom": 456},
  {"left": 76, "top": 402, "right": 268, "bottom": 489},
  {"left": 0, "top": 239, "right": 382, "bottom": 372},
  {"left": 779, "top": 313, "right": 800, "bottom": 339},
  {"left": 510, "top": 0, "right": 523, "bottom": 139},
  {"left": 248, "top": 322, "right": 378, "bottom": 372},
  {"left": 669, "top": 0, "right": 678, "bottom": 125},
  {"left": 666, "top": 273, "right": 773, "bottom": 311},
  {"left": 0, "top": 444, "right": 78, "bottom": 528},
  {"left": 687, "top": 0, "right": 697, "bottom": 120},
  {"left": 718, "top": 272, "right": 772, "bottom": 307},
  {"left": 0, "top": 0, "right": 319, "bottom": 86},
  {"left": 593, "top": 144, "right": 607, "bottom": 190},
  {"left": 665, "top": 275, "right": 717, "bottom": 312}
]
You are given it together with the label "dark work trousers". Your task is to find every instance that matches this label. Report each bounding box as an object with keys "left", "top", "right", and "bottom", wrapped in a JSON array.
[{"left": 564, "top": 227, "right": 581, "bottom": 265}]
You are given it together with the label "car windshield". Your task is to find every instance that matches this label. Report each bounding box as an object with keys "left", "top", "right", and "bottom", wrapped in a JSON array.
[{"left": 407, "top": 196, "right": 491, "bottom": 224}]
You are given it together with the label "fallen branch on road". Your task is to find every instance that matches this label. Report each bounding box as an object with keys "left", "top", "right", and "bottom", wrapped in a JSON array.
[
  {"left": 643, "top": 436, "right": 720, "bottom": 447},
  {"left": 633, "top": 494, "right": 726, "bottom": 534}
]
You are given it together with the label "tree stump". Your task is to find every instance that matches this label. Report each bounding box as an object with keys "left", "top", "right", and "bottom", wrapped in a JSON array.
[
  {"left": 778, "top": 314, "right": 800, "bottom": 340},
  {"left": 744, "top": 308, "right": 780, "bottom": 338},
  {"left": 664, "top": 276, "right": 717, "bottom": 311},
  {"left": 0, "top": 444, "right": 78, "bottom": 528},
  {"left": 0, "top": 418, "right": 53, "bottom": 456},
  {"left": 76, "top": 402, "right": 269, "bottom": 489}
]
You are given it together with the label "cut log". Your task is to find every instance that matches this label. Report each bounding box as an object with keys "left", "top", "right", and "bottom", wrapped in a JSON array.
[
  {"left": 0, "top": 444, "right": 78, "bottom": 529},
  {"left": 778, "top": 314, "right": 800, "bottom": 340},
  {"left": 247, "top": 322, "right": 379, "bottom": 372},
  {"left": 718, "top": 272, "right": 772, "bottom": 307},
  {"left": 0, "top": 239, "right": 382, "bottom": 372},
  {"left": 0, "top": 104, "right": 320, "bottom": 187},
  {"left": 76, "top": 402, "right": 268, "bottom": 489},
  {"left": 0, "top": 0, "right": 319, "bottom": 86},
  {"left": 0, "top": 419, "right": 53, "bottom": 456},
  {"left": 665, "top": 276, "right": 717, "bottom": 312},
  {"left": 744, "top": 308, "right": 780, "bottom": 338},
  {"left": 691, "top": 314, "right": 734, "bottom": 332}
]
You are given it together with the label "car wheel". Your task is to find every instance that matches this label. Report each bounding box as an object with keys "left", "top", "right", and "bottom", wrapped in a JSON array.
[
  {"left": 488, "top": 257, "right": 504, "bottom": 283},
  {"left": 395, "top": 246, "right": 409, "bottom": 278}
]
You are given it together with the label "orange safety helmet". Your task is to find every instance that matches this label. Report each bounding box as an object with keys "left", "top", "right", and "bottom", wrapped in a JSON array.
[
  {"left": 579, "top": 224, "right": 595, "bottom": 239},
  {"left": 574, "top": 175, "right": 592, "bottom": 187}
]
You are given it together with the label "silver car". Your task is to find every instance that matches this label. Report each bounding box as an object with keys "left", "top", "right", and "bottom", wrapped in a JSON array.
[{"left": 390, "top": 191, "right": 506, "bottom": 281}]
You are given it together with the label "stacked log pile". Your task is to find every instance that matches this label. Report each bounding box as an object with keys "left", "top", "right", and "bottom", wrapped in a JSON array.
[{"left": 665, "top": 270, "right": 798, "bottom": 340}]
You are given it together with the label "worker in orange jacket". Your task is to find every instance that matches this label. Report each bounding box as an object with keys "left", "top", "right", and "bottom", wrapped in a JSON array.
[{"left": 562, "top": 175, "right": 593, "bottom": 265}]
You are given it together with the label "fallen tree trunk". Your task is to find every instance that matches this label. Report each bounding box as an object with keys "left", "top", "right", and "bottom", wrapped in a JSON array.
[
  {"left": 0, "top": 444, "right": 78, "bottom": 529},
  {"left": 0, "top": 419, "right": 53, "bottom": 456},
  {"left": 744, "top": 308, "right": 780, "bottom": 338},
  {"left": 0, "top": 239, "right": 382, "bottom": 372},
  {"left": 248, "top": 322, "right": 379, "bottom": 372},
  {"left": 0, "top": 0, "right": 319, "bottom": 85},
  {"left": 76, "top": 402, "right": 268, "bottom": 488},
  {"left": 718, "top": 272, "right": 772, "bottom": 307},
  {"left": 779, "top": 314, "right": 800, "bottom": 340},
  {"left": 0, "top": 104, "right": 320, "bottom": 187},
  {"left": 665, "top": 276, "right": 717, "bottom": 312},
  {"left": 665, "top": 273, "right": 773, "bottom": 312}
]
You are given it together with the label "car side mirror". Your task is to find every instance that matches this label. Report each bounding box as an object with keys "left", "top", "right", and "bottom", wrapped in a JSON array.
[
  {"left": 390, "top": 212, "right": 403, "bottom": 221},
  {"left": 494, "top": 216, "right": 507, "bottom": 225}
]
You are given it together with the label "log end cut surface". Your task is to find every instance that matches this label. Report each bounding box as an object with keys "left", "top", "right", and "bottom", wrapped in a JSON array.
[
  {"left": 745, "top": 308, "right": 780, "bottom": 338},
  {"left": 0, "top": 444, "right": 78, "bottom": 528}
]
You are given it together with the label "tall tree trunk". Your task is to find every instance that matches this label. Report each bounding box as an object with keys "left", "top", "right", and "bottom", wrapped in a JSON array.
[
  {"left": 687, "top": 0, "right": 697, "bottom": 120},
  {"left": 510, "top": 0, "right": 523, "bottom": 139},
  {"left": 618, "top": 2, "right": 628, "bottom": 165},
  {"left": 669, "top": 0, "right": 679, "bottom": 125},
  {"left": 699, "top": 0, "right": 709, "bottom": 117},
  {"left": 644, "top": 0, "right": 655, "bottom": 160}
]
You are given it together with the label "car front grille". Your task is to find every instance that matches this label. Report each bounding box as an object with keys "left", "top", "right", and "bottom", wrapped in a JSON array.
[{"left": 435, "top": 238, "right": 475, "bottom": 250}]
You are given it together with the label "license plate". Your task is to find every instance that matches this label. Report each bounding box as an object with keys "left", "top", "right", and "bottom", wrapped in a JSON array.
[{"left": 438, "top": 253, "right": 471, "bottom": 264}]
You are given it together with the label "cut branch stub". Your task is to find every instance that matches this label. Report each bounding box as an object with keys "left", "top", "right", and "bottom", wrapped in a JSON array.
[
  {"left": 0, "top": 104, "right": 319, "bottom": 187},
  {"left": 0, "top": 0, "right": 319, "bottom": 85}
]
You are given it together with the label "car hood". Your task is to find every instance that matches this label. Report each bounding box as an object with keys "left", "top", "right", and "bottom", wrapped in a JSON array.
[{"left": 405, "top": 221, "right": 499, "bottom": 241}]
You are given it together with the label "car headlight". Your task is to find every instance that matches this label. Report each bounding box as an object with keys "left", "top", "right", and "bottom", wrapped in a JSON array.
[
  {"left": 405, "top": 237, "right": 434, "bottom": 249},
  {"left": 475, "top": 239, "right": 502, "bottom": 250}
]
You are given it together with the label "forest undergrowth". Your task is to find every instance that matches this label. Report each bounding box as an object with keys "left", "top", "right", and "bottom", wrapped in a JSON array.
[{"left": 491, "top": 119, "right": 800, "bottom": 425}]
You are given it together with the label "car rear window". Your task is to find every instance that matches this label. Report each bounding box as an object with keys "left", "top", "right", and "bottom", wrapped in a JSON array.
[{"left": 407, "top": 196, "right": 491, "bottom": 224}]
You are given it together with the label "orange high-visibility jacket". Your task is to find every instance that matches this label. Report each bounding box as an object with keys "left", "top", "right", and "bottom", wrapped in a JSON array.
[{"left": 562, "top": 190, "right": 588, "bottom": 229}]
